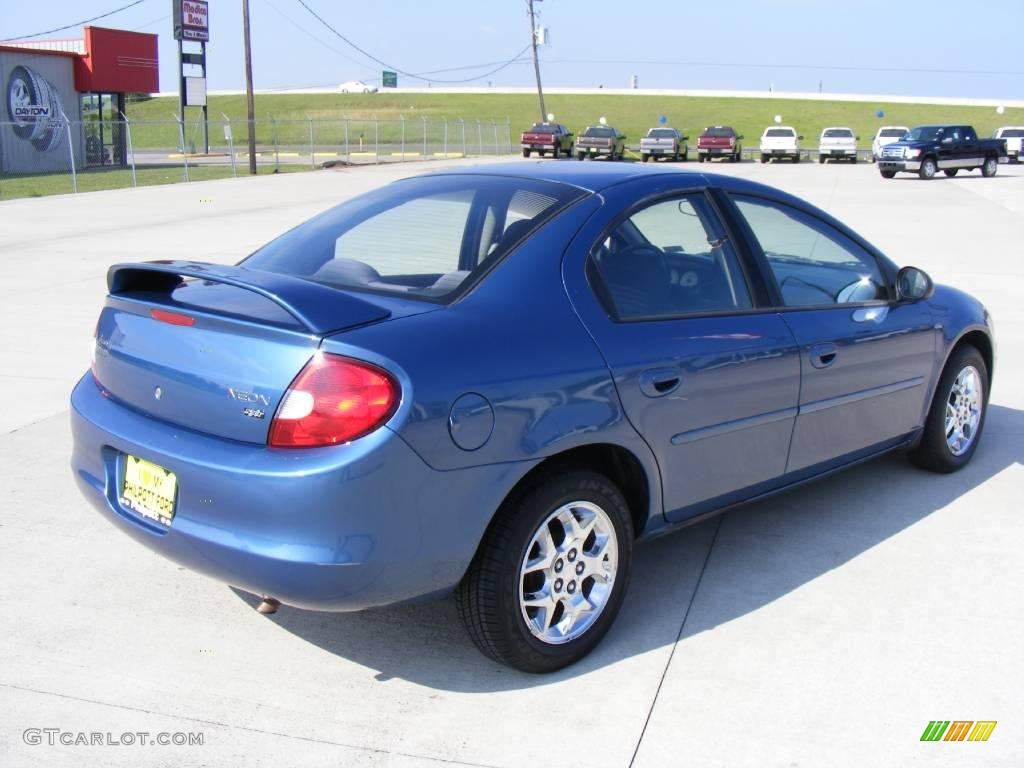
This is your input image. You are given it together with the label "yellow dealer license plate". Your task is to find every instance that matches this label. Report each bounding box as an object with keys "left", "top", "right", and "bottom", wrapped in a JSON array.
[{"left": 121, "top": 455, "right": 178, "bottom": 526}]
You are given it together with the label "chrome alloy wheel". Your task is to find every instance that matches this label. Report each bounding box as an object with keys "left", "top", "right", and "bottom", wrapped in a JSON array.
[
  {"left": 945, "top": 365, "right": 983, "bottom": 456},
  {"left": 519, "top": 501, "right": 618, "bottom": 644}
]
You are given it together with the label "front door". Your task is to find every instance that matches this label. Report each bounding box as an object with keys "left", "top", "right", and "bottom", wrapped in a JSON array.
[
  {"left": 571, "top": 188, "right": 801, "bottom": 520},
  {"left": 728, "top": 194, "right": 938, "bottom": 472}
]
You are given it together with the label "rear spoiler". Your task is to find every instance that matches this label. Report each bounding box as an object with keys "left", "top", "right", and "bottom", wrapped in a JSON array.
[{"left": 107, "top": 261, "right": 391, "bottom": 335}]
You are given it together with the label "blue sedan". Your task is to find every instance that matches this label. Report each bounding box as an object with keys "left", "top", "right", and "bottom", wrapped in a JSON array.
[{"left": 71, "top": 163, "right": 994, "bottom": 672}]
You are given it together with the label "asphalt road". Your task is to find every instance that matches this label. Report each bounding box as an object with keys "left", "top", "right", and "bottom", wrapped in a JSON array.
[{"left": 1, "top": 157, "right": 1021, "bottom": 767}]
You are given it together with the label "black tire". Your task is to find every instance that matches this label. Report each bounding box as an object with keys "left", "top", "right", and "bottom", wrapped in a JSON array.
[
  {"left": 851, "top": 155, "right": 858, "bottom": 164},
  {"left": 681, "top": 146, "right": 688, "bottom": 162},
  {"left": 819, "top": 155, "right": 826, "bottom": 164},
  {"left": 698, "top": 154, "right": 705, "bottom": 163},
  {"left": 641, "top": 154, "right": 649, "bottom": 163},
  {"left": 552, "top": 144, "right": 560, "bottom": 159},
  {"left": 792, "top": 153, "right": 801, "bottom": 163},
  {"left": 538, "top": 149, "right": 546, "bottom": 157},
  {"left": 456, "top": 470, "right": 634, "bottom": 673},
  {"left": 761, "top": 153, "right": 768, "bottom": 163},
  {"left": 880, "top": 170, "right": 897, "bottom": 178},
  {"left": 522, "top": 149, "right": 531, "bottom": 158},
  {"left": 577, "top": 152, "right": 585, "bottom": 161},
  {"left": 871, "top": 154, "right": 878, "bottom": 164},
  {"left": 944, "top": 168, "right": 958, "bottom": 177},
  {"left": 981, "top": 156, "right": 998, "bottom": 177},
  {"left": 565, "top": 143, "right": 574, "bottom": 159},
  {"left": 919, "top": 156, "right": 937, "bottom": 179},
  {"left": 909, "top": 345, "right": 989, "bottom": 473}
]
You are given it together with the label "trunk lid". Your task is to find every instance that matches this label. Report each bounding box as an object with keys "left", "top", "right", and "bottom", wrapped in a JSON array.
[
  {"left": 522, "top": 132, "right": 556, "bottom": 144},
  {"left": 92, "top": 261, "right": 416, "bottom": 443}
]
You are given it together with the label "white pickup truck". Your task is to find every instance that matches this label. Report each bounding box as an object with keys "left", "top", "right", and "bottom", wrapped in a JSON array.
[
  {"left": 871, "top": 126, "right": 909, "bottom": 163},
  {"left": 818, "top": 127, "right": 858, "bottom": 163},
  {"left": 759, "top": 126, "right": 802, "bottom": 163},
  {"left": 992, "top": 126, "right": 1024, "bottom": 163}
]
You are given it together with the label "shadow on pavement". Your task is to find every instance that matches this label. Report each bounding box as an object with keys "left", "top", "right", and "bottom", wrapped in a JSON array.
[{"left": 232, "top": 404, "right": 1023, "bottom": 690}]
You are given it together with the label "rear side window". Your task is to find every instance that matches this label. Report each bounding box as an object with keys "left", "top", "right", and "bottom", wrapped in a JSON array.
[
  {"left": 589, "top": 195, "right": 752, "bottom": 320},
  {"left": 243, "top": 176, "right": 584, "bottom": 301}
]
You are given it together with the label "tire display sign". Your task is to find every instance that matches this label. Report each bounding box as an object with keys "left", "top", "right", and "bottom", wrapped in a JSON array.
[
  {"left": 0, "top": 51, "right": 82, "bottom": 174},
  {"left": 173, "top": 0, "right": 210, "bottom": 42}
]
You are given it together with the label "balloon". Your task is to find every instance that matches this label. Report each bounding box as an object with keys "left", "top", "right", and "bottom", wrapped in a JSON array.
[
  {"left": 659, "top": 115, "right": 667, "bottom": 124},
  {"left": 876, "top": 110, "right": 885, "bottom": 118},
  {"left": 546, "top": 112, "right": 555, "bottom": 122},
  {"left": 997, "top": 105, "right": 1006, "bottom": 115},
  {"left": 773, "top": 115, "right": 782, "bottom": 124},
  {"left": 599, "top": 116, "right": 607, "bottom": 125}
]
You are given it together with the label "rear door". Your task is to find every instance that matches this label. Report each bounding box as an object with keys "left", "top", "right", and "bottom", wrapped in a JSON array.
[
  {"left": 726, "top": 193, "right": 938, "bottom": 472},
  {"left": 564, "top": 179, "right": 801, "bottom": 520}
]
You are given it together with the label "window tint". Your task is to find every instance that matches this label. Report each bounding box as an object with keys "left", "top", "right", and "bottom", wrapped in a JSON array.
[
  {"left": 590, "top": 195, "right": 752, "bottom": 320},
  {"left": 765, "top": 128, "right": 795, "bottom": 137},
  {"left": 733, "top": 196, "right": 887, "bottom": 307},
  {"left": 648, "top": 128, "right": 678, "bottom": 138},
  {"left": 704, "top": 127, "right": 735, "bottom": 137},
  {"left": 243, "top": 176, "right": 583, "bottom": 301},
  {"left": 823, "top": 128, "right": 853, "bottom": 138}
]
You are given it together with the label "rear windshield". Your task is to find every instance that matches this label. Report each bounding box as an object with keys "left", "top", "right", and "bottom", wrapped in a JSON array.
[
  {"left": 998, "top": 128, "right": 1024, "bottom": 137},
  {"left": 703, "top": 127, "right": 734, "bottom": 137},
  {"left": 243, "top": 175, "right": 585, "bottom": 302},
  {"left": 822, "top": 128, "right": 853, "bottom": 138},
  {"left": 528, "top": 123, "right": 557, "bottom": 133},
  {"left": 765, "top": 128, "right": 795, "bottom": 137},
  {"left": 647, "top": 128, "right": 677, "bottom": 138},
  {"left": 879, "top": 128, "right": 907, "bottom": 138},
  {"left": 584, "top": 127, "right": 616, "bottom": 138}
]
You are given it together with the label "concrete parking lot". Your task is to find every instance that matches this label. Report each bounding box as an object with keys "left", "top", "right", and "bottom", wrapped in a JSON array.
[{"left": 1, "top": 157, "right": 1021, "bottom": 767}]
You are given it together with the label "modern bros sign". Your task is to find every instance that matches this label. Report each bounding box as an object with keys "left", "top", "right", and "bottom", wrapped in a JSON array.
[{"left": 173, "top": 0, "right": 209, "bottom": 42}]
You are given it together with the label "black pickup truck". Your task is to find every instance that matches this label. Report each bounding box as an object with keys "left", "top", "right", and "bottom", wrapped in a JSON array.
[{"left": 877, "top": 125, "right": 1007, "bottom": 179}]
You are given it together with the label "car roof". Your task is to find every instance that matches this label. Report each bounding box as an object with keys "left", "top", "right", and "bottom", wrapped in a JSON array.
[
  {"left": 426, "top": 161, "right": 787, "bottom": 196},
  {"left": 821, "top": 126, "right": 854, "bottom": 131}
]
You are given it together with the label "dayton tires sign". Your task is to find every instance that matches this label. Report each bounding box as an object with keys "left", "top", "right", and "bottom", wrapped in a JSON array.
[{"left": 6, "top": 65, "right": 65, "bottom": 153}]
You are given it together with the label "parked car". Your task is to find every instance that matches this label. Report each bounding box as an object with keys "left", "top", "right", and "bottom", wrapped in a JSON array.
[
  {"left": 992, "top": 126, "right": 1024, "bottom": 163},
  {"left": 760, "top": 126, "right": 803, "bottom": 162},
  {"left": 72, "top": 163, "right": 994, "bottom": 673},
  {"left": 877, "top": 125, "right": 1008, "bottom": 179},
  {"left": 697, "top": 125, "right": 742, "bottom": 162},
  {"left": 818, "top": 127, "right": 858, "bottom": 163},
  {"left": 871, "top": 126, "right": 909, "bottom": 162},
  {"left": 338, "top": 80, "right": 377, "bottom": 93},
  {"left": 576, "top": 125, "right": 626, "bottom": 160},
  {"left": 520, "top": 122, "right": 574, "bottom": 159},
  {"left": 640, "top": 127, "right": 688, "bottom": 162}
]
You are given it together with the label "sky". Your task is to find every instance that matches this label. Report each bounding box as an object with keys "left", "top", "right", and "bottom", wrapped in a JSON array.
[{"left": 3, "top": 0, "right": 1023, "bottom": 99}]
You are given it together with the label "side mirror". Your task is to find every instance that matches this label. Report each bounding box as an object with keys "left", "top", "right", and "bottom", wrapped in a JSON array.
[
  {"left": 856, "top": 135, "right": 861, "bottom": 140},
  {"left": 896, "top": 266, "right": 934, "bottom": 301},
  {"left": 737, "top": 134, "right": 744, "bottom": 140}
]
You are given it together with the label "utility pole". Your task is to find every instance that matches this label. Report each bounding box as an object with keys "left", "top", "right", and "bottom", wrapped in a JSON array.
[
  {"left": 242, "top": 0, "right": 257, "bottom": 175},
  {"left": 527, "top": 0, "right": 546, "bottom": 122}
]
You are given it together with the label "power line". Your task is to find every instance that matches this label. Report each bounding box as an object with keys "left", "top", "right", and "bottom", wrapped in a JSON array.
[
  {"left": 292, "top": 0, "right": 530, "bottom": 83},
  {"left": 1, "top": 0, "right": 149, "bottom": 42},
  {"left": 258, "top": 0, "right": 370, "bottom": 71}
]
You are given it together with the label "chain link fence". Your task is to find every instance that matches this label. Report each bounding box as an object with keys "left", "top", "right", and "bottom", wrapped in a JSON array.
[{"left": 0, "top": 115, "right": 515, "bottom": 200}]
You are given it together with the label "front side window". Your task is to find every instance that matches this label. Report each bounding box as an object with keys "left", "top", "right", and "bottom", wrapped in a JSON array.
[
  {"left": 589, "top": 195, "right": 752, "bottom": 320},
  {"left": 732, "top": 195, "right": 887, "bottom": 307},
  {"left": 243, "top": 176, "right": 584, "bottom": 301}
]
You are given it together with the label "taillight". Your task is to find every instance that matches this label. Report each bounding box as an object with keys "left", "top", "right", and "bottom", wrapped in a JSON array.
[{"left": 268, "top": 353, "right": 399, "bottom": 448}]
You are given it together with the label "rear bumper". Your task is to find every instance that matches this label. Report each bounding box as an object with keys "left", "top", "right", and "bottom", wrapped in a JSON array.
[
  {"left": 698, "top": 146, "right": 734, "bottom": 154},
  {"left": 70, "top": 374, "right": 522, "bottom": 611},
  {"left": 578, "top": 145, "right": 613, "bottom": 154}
]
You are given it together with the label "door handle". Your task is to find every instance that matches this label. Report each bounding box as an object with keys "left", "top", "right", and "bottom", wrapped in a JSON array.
[
  {"left": 809, "top": 343, "right": 838, "bottom": 369},
  {"left": 639, "top": 368, "right": 681, "bottom": 397}
]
